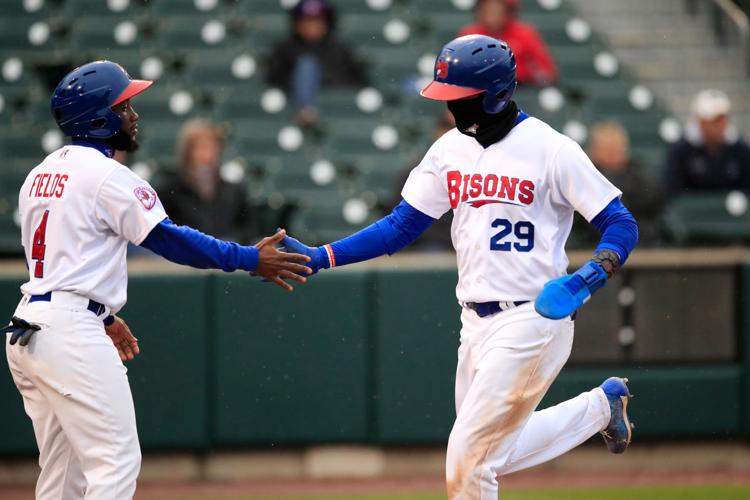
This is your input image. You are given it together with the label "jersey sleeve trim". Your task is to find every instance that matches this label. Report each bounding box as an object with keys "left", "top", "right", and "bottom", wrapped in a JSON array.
[
  {"left": 400, "top": 191, "right": 446, "bottom": 220},
  {"left": 131, "top": 214, "right": 167, "bottom": 246},
  {"left": 579, "top": 188, "right": 623, "bottom": 223}
]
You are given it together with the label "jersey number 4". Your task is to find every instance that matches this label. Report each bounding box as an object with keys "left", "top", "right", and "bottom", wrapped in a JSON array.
[
  {"left": 31, "top": 210, "right": 50, "bottom": 278},
  {"left": 490, "top": 218, "right": 535, "bottom": 252}
]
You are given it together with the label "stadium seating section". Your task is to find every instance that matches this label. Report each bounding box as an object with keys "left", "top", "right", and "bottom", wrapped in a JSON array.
[{"left": 1, "top": 0, "right": 740, "bottom": 253}]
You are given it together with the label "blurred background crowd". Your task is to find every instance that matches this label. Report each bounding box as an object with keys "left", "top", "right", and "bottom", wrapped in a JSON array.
[{"left": 0, "top": 0, "right": 748, "bottom": 254}]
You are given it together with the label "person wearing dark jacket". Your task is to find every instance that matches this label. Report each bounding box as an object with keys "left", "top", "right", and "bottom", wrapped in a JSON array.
[
  {"left": 265, "top": 0, "right": 368, "bottom": 126},
  {"left": 572, "top": 121, "right": 663, "bottom": 246},
  {"left": 157, "top": 119, "right": 258, "bottom": 244},
  {"left": 666, "top": 89, "right": 750, "bottom": 197}
]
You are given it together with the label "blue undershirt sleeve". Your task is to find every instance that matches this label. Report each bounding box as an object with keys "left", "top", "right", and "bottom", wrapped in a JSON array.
[
  {"left": 318, "top": 200, "right": 436, "bottom": 268},
  {"left": 590, "top": 197, "right": 639, "bottom": 264},
  {"left": 140, "top": 218, "right": 259, "bottom": 272}
]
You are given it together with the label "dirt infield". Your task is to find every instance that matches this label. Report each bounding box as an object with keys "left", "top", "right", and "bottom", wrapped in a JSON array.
[{"left": 2, "top": 469, "right": 750, "bottom": 499}]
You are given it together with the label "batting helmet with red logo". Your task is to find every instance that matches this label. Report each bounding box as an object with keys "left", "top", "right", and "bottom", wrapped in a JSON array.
[{"left": 421, "top": 35, "right": 517, "bottom": 114}]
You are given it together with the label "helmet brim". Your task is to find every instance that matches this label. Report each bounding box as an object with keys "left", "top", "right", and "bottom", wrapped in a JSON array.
[
  {"left": 420, "top": 81, "right": 484, "bottom": 101},
  {"left": 112, "top": 79, "right": 153, "bottom": 106}
]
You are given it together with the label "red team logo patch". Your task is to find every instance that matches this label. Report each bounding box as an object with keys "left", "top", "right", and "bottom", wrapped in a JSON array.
[
  {"left": 134, "top": 186, "right": 157, "bottom": 210},
  {"left": 436, "top": 58, "right": 449, "bottom": 79}
]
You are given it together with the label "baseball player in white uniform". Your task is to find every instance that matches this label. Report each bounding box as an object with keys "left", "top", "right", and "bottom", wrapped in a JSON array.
[
  {"left": 4, "top": 61, "right": 312, "bottom": 499},
  {"left": 282, "top": 35, "right": 639, "bottom": 499}
]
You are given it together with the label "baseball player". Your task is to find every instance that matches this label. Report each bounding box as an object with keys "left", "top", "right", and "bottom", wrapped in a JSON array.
[
  {"left": 283, "top": 35, "right": 639, "bottom": 499},
  {"left": 3, "top": 60, "right": 312, "bottom": 500}
]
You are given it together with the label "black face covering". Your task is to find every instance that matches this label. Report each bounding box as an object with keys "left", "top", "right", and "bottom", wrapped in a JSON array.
[{"left": 447, "top": 97, "right": 519, "bottom": 148}]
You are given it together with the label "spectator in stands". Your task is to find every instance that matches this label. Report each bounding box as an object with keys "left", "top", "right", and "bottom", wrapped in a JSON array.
[
  {"left": 666, "top": 89, "right": 750, "bottom": 197},
  {"left": 458, "top": 0, "right": 558, "bottom": 86},
  {"left": 391, "top": 111, "right": 456, "bottom": 251},
  {"left": 157, "top": 119, "right": 258, "bottom": 244},
  {"left": 266, "top": 0, "right": 369, "bottom": 127},
  {"left": 585, "top": 121, "right": 663, "bottom": 246}
]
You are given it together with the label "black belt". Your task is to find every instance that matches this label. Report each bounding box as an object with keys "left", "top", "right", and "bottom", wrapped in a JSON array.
[
  {"left": 465, "top": 300, "right": 529, "bottom": 318},
  {"left": 29, "top": 292, "right": 107, "bottom": 316}
]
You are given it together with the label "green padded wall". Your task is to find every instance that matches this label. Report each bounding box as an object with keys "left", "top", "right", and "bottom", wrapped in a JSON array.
[
  {"left": 212, "top": 271, "right": 371, "bottom": 444},
  {"left": 743, "top": 264, "right": 750, "bottom": 436},
  {"left": 122, "top": 275, "right": 211, "bottom": 449},
  {"left": 373, "top": 269, "right": 460, "bottom": 443},
  {"left": 544, "top": 365, "right": 742, "bottom": 438},
  {"left": 0, "top": 277, "right": 36, "bottom": 454}
]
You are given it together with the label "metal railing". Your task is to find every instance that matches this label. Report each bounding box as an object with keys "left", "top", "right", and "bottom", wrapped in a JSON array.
[{"left": 695, "top": 0, "right": 750, "bottom": 75}]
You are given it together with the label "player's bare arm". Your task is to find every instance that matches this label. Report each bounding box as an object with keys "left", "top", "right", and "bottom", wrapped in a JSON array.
[{"left": 105, "top": 316, "right": 140, "bottom": 362}]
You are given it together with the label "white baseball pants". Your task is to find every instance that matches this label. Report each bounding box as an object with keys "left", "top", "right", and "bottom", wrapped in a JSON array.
[
  {"left": 5, "top": 292, "right": 141, "bottom": 500},
  {"left": 446, "top": 303, "right": 610, "bottom": 499}
]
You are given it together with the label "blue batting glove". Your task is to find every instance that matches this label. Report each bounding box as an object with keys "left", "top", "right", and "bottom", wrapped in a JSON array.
[
  {"left": 280, "top": 234, "right": 329, "bottom": 274},
  {"left": 534, "top": 261, "right": 608, "bottom": 319}
]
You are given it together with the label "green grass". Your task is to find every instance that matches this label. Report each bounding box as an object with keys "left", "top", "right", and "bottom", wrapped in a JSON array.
[{"left": 184, "top": 485, "right": 750, "bottom": 500}]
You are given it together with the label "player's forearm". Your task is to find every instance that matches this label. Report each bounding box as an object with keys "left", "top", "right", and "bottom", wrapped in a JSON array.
[
  {"left": 318, "top": 200, "right": 435, "bottom": 269},
  {"left": 590, "top": 197, "right": 639, "bottom": 270},
  {"left": 140, "top": 218, "right": 259, "bottom": 272}
]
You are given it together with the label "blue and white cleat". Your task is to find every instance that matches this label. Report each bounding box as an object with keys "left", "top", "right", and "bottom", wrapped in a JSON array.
[{"left": 599, "top": 377, "right": 633, "bottom": 454}]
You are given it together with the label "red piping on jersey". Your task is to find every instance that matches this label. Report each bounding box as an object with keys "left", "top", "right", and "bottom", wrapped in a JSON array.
[
  {"left": 324, "top": 244, "right": 336, "bottom": 267},
  {"left": 469, "top": 199, "right": 526, "bottom": 208}
]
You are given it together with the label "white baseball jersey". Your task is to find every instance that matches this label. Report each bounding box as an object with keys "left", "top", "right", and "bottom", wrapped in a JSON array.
[
  {"left": 402, "top": 116, "right": 621, "bottom": 303},
  {"left": 18, "top": 145, "right": 167, "bottom": 313}
]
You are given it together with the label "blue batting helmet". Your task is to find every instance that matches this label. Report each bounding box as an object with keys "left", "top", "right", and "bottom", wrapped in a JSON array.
[
  {"left": 50, "top": 60, "right": 152, "bottom": 139},
  {"left": 421, "top": 35, "right": 517, "bottom": 114}
]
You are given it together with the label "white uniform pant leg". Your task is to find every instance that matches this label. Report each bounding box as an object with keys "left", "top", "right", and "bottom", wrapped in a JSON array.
[
  {"left": 445, "top": 306, "right": 574, "bottom": 500},
  {"left": 7, "top": 301, "right": 141, "bottom": 499},
  {"left": 6, "top": 336, "right": 86, "bottom": 500},
  {"left": 498, "top": 387, "right": 610, "bottom": 476}
]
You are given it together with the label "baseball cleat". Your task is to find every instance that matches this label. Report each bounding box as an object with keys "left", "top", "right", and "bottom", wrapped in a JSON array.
[{"left": 599, "top": 377, "right": 633, "bottom": 454}]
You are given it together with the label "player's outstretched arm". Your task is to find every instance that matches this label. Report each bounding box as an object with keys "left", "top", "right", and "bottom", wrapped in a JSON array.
[
  {"left": 281, "top": 200, "right": 436, "bottom": 273},
  {"left": 140, "top": 221, "right": 311, "bottom": 291},
  {"left": 535, "top": 198, "right": 639, "bottom": 319}
]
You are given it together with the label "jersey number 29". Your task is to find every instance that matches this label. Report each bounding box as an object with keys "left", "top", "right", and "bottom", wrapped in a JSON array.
[
  {"left": 31, "top": 210, "right": 50, "bottom": 278},
  {"left": 490, "top": 218, "right": 534, "bottom": 252}
]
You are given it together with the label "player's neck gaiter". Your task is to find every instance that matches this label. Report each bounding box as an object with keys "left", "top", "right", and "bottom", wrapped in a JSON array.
[{"left": 447, "top": 99, "right": 519, "bottom": 148}]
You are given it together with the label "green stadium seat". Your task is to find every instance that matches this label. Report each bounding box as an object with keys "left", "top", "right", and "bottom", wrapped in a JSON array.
[
  {"left": 425, "top": 12, "right": 473, "bottom": 43},
  {"left": 70, "top": 17, "right": 146, "bottom": 51},
  {"left": 156, "top": 16, "right": 234, "bottom": 53},
  {"left": 151, "top": 0, "right": 224, "bottom": 16},
  {"left": 238, "top": 0, "right": 289, "bottom": 15},
  {"left": 266, "top": 167, "right": 342, "bottom": 203},
  {"left": 230, "top": 118, "right": 309, "bottom": 157},
  {"left": 324, "top": 117, "right": 401, "bottom": 155},
  {"left": 135, "top": 125, "right": 181, "bottom": 170},
  {"left": 0, "top": 19, "right": 58, "bottom": 55},
  {"left": 407, "top": 0, "right": 475, "bottom": 14},
  {"left": 316, "top": 89, "right": 370, "bottom": 118},
  {"left": 350, "top": 152, "right": 410, "bottom": 174},
  {"left": 361, "top": 46, "right": 423, "bottom": 93},
  {"left": 339, "top": 13, "right": 414, "bottom": 48},
  {"left": 288, "top": 197, "right": 380, "bottom": 245},
  {"left": 64, "top": 0, "right": 139, "bottom": 17},
  {"left": 631, "top": 145, "right": 666, "bottom": 176},
  {"left": 0, "top": 209, "right": 22, "bottom": 254},
  {"left": 246, "top": 13, "right": 287, "bottom": 49},
  {"left": 3, "top": 0, "right": 51, "bottom": 19},
  {"left": 357, "top": 167, "right": 401, "bottom": 204},
  {"left": 0, "top": 132, "right": 44, "bottom": 159},
  {"left": 663, "top": 193, "right": 750, "bottom": 244},
  {"left": 184, "top": 54, "right": 265, "bottom": 98}
]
